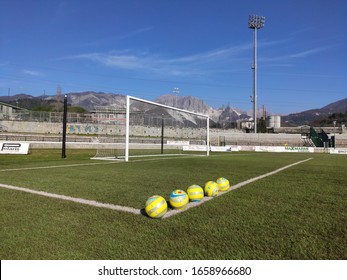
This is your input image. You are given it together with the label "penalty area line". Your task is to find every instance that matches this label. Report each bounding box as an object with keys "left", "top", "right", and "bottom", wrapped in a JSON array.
[{"left": 163, "top": 157, "right": 313, "bottom": 218}]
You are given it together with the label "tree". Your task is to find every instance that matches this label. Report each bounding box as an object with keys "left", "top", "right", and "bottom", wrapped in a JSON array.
[{"left": 258, "top": 118, "right": 267, "bottom": 133}]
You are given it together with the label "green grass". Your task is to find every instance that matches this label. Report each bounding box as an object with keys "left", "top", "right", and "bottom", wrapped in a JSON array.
[{"left": 0, "top": 149, "right": 346, "bottom": 259}]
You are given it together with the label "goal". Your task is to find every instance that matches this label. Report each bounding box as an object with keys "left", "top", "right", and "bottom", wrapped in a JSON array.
[
  {"left": 125, "top": 96, "right": 209, "bottom": 161},
  {"left": 92, "top": 95, "right": 210, "bottom": 161}
]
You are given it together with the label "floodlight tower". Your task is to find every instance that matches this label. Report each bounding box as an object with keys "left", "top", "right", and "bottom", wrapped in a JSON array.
[
  {"left": 248, "top": 15, "right": 265, "bottom": 133},
  {"left": 173, "top": 87, "right": 180, "bottom": 107}
]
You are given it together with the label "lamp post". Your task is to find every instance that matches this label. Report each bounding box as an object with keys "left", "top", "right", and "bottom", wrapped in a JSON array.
[{"left": 248, "top": 15, "right": 265, "bottom": 133}]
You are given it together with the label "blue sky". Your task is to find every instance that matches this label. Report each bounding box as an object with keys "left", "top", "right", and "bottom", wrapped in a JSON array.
[{"left": 1, "top": 0, "right": 346, "bottom": 114}]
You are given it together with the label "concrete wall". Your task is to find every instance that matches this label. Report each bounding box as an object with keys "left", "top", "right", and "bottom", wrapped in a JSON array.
[
  {"left": 1, "top": 120, "right": 98, "bottom": 135},
  {"left": 0, "top": 120, "right": 206, "bottom": 139}
]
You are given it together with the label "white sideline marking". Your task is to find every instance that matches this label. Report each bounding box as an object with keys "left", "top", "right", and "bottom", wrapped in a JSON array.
[{"left": 0, "top": 157, "right": 313, "bottom": 218}]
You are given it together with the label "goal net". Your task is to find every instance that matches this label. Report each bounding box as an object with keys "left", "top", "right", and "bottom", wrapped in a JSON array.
[
  {"left": 91, "top": 105, "right": 126, "bottom": 160},
  {"left": 125, "top": 96, "right": 209, "bottom": 161},
  {"left": 91, "top": 95, "right": 209, "bottom": 161}
]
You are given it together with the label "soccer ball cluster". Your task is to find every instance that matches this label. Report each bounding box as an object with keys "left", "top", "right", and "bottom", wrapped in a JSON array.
[{"left": 145, "top": 177, "right": 230, "bottom": 219}]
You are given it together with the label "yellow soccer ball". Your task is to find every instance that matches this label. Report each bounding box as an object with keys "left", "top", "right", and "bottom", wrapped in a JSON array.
[
  {"left": 145, "top": 195, "right": 167, "bottom": 218},
  {"left": 217, "top": 177, "right": 230, "bottom": 192},
  {"left": 187, "top": 185, "right": 204, "bottom": 202},
  {"left": 169, "top": 189, "right": 189, "bottom": 210},
  {"left": 204, "top": 181, "right": 219, "bottom": 197}
]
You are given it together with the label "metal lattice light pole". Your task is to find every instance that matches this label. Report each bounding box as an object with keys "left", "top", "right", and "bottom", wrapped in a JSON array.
[
  {"left": 173, "top": 87, "right": 180, "bottom": 107},
  {"left": 248, "top": 15, "right": 265, "bottom": 133}
]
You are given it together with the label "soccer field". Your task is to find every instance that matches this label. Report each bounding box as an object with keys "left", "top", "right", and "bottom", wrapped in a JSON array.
[{"left": 0, "top": 149, "right": 346, "bottom": 259}]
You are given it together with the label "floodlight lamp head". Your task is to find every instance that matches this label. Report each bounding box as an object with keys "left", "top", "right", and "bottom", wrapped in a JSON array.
[{"left": 248, "top": 15, "right": 265, "bottom": 29}]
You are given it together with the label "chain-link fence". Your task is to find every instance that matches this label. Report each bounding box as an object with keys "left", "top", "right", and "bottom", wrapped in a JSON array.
[{"left": 10, "top": 111, "right": 96, "bottom": 123}]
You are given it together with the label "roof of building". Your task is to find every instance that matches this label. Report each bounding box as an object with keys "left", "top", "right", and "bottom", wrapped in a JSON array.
[{"left": 0, "top": 101, "right": 28, "bottom": 111}]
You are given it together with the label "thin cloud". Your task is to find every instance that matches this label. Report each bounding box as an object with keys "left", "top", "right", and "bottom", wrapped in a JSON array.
[
  {"left": 71, "top": 51, "right": 148, "bottom": 70},
  {"left": 65, "top": 38, "right": 293, "bottom": 76},
  {"left": 259, "top": 38, "right": 293, "bottom": 48},
  {"left": 166, "top": 43, "right": 252, "bottom": 64},
  {"left": 23, "top": 70, "right": 43, "bottom": 76},
  {"left": 261, "top": 46, "right": 328, "bottom": 64},
  {"left": 66, "top": 43, "right": 253, "bottom": 77},
  {"left": 289, "top": 47, "right": 327, "bottom": 58}
]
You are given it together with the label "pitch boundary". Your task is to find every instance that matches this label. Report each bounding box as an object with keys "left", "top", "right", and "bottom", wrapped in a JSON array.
[{"left": 0, "top": 157, "right": 313, "bottom": 218}]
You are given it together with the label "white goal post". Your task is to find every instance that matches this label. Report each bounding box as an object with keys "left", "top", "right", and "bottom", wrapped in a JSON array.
[{"left": 125, "top": 95, "right": 210, "bottom": 162}]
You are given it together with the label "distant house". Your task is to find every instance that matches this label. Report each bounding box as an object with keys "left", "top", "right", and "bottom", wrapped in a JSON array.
[
  {"left": 236, "top": 119, "right": 254, "bottom": 131},
  {"left": 0, "top": 101, "right": 28, "bottom": 120}
]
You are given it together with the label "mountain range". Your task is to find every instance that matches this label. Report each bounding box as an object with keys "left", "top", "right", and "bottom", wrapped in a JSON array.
[
  {"left": 282, "top": 98, "right": 347, "bottom": 126},
  {"left": 0, "top": 91, "right": 346, "bottom": 126}
]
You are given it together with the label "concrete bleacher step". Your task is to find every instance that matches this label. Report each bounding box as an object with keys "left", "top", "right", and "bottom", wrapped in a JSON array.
[{"left": 302, "top": 138, "right": 315, "bottom": 147}]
